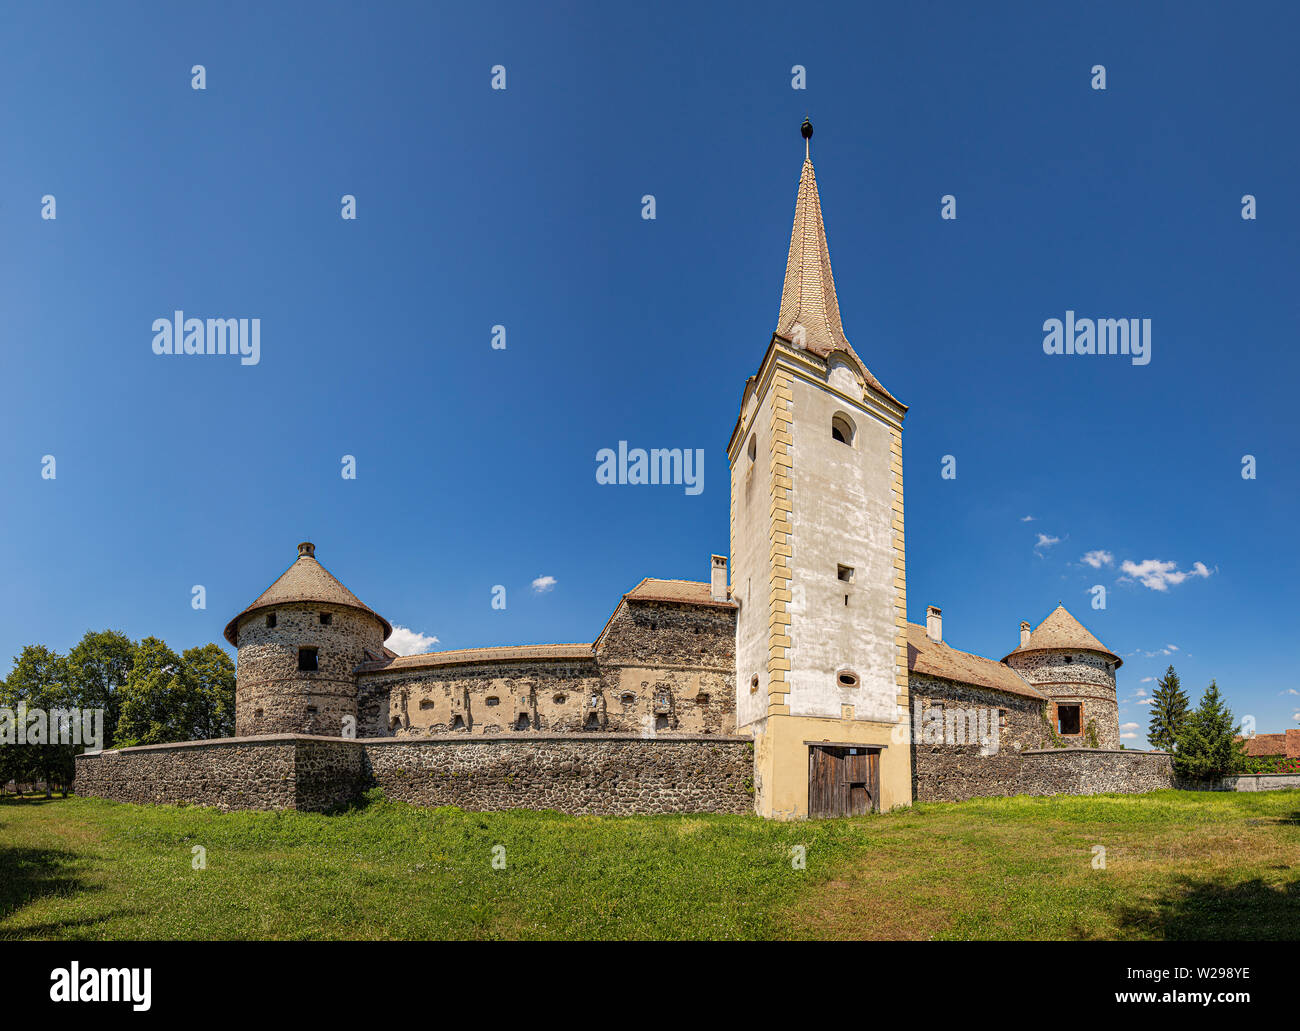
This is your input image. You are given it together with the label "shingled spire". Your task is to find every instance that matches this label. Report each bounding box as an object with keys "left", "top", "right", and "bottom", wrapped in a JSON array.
[{"left": 775, "top": 120, "right": 898, "bottom": 404}]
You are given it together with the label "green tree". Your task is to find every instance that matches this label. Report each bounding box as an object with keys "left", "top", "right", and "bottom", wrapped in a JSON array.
[
  {"left": 116, "top": 638, "right": 236, "bottom": 745},
  {"left": 1147, "top": 665, "right": 1190, "bottom": 752},
  {"left": 1173, "top": 680, "right": 1247, "bottom": 780},
  {"left": 66, "top": 630, "right": 137, "bottom": 750},
  {"left": 115, "top": 637, "right": 188, "bottom": 746},
  {"left": 181, "top": 644, "right": 236, "bottom": 739},
  {"left": 0, "top": 645, "right": 75, "bottom": 795}
]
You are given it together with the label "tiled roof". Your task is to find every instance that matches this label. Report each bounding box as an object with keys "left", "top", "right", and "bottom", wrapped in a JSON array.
[
  {"left": 356, "top": 643, "right": 593, "bottom": 674},
  {"left": 223, "top": 542, "right": 391, "bottom": 645},
  {"left": 908, "top": 624, "right": 1044, "bottom": 700},
  {"left": 623, "top": 578, "right": 735, "bottom": 608},
  {"left": 1002, "top": 604, "right": 1120, "bottom": 666},
  {"left": 775, "top": 154, "right": 899, "bottom": 406},
  {"left": 1238, "top": 730, "right": 1300, "bottom": 758}
]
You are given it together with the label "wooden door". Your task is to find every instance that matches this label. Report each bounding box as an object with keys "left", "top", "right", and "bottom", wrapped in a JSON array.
[{"left": 809, "top": 746, "right": 880, "bottom": 817}]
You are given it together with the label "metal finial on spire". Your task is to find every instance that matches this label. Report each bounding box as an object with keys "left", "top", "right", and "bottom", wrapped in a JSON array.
[{"left": 801, "top": 117, "right": 813, "bottom": 160}]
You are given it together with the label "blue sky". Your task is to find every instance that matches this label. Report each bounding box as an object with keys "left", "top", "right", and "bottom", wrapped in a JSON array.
[{"left": 2, "top": 1, "right": 1297, "bottom": 746}]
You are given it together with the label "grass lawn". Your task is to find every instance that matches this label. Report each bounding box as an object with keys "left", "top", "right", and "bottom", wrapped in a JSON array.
[{"left": 1, "top": 789, "right": 1297, "bottom": 940}]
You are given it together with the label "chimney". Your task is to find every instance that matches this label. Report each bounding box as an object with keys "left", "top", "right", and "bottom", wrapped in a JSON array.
[
  {"left": 926, "top": 605, "right": 942, "bottom": 643},
  {"left": 710, "top": 554, "right": 728, "bottom": 603},
  {"left": 298, "top": 542, "right": 315, "bottom": 558},
  {"left": 1019, "top": 621, "right": 1031, "bottom": 648}
]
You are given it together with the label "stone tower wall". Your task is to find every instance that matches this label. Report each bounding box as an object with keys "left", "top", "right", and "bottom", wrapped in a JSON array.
[
  {"left": 1005, "top": 649, "right": 1119, "bottom": 749},
  {"left": 234, "top": 602, "right": 385, "bottom": 737}
]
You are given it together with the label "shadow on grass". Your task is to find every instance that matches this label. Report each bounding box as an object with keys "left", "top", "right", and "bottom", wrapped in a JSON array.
[
  {"left": 0, "top": 843, "right": 100, "bottom": 927},
  {"left": 1115, "top": 875, "right": 1300, "bottom": 940},
  {"left": 0, "top": 795, "right": 67, "bottom": 807}
]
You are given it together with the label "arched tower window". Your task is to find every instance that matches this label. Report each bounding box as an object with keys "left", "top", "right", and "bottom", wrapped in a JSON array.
[{"left": 831, "top": 414, "right": 855, "bottom": 446}]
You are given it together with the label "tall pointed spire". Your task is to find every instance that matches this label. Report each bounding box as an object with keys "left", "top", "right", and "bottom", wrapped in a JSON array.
[{"left": 775, "top": 120, "right": 898, "bottom": 404}]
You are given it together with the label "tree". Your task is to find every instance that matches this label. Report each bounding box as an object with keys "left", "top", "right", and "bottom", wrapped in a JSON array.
[
  {"left": 1147, "top": 664, "right": 1190, "bottom": 752},
  {"left": 181, "top": 644, "right": 235, "bottom": 740},
  {"left": 65, "top": 630, "right": 137, "bottom": 751},
  {"left": 116, "top": 638, "right": 236, "bottom": 745},
  {"left": 115, "top": 637, "right": 188, "bottom": 746},
  {"left": 1173, "top": 680, "right": 1247, "bottom": 780},
  {"left": 0, "top": 645, "right": 75, "bottom": 795}
]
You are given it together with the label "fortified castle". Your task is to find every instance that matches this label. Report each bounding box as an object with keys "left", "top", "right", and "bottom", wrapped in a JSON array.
[{"left": 76, "top": 123, "right": 1171, "bottom": 818}]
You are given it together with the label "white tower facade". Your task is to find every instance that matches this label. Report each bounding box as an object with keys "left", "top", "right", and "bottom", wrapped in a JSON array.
[{"left": 728, "top": 123, "right": 911, "bottom": 817}]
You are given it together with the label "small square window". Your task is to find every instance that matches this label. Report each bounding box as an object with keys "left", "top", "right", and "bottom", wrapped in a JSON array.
[
  {"left": 837, "top": 564, "right": 854, "bottom": 583},
  {"left": 265, "top": 613, "right": 277, "bottom": 629},
  {"left": 298, "top": 647, "right": 318, "bottom": 672},
  {"left": 319, "top": 613, "right": 332, "bottom": 626},
  {"left": 1057, "top": 703, "right": 1082, "bottom": 736}
]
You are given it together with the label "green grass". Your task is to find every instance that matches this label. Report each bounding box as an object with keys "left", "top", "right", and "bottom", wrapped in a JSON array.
[{"left": 1, "top": 789, "right": 1297, "bottom": 940}]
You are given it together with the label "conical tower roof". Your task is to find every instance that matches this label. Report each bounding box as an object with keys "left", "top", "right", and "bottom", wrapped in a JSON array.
[
  {"left": 1002, "top": 604, "right": 1120, "bottom": 666},
  {"left": 223, "top": 542, "right": 391, "bottom": 645},
  {"left": 775, "top": 123, "right": 898, "bottom": 405}
]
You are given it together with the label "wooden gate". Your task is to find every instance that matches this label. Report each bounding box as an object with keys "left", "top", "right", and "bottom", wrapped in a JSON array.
[{"left": 808, "top": 745, "right": 881, "bottom": 817}]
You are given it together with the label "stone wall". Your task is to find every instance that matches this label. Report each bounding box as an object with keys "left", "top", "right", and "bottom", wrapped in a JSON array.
[
  {"left": 363, "top": 735, "right": 753, "bottom": 815},
  {"left": 1017, "top": 748, "right": 1173, "bottom": 796},
  {"left": 361, "top": 660, "right": 603, "bottom": 737},
  {"left": 74, "top": 735, "right": 365, "bottom": 812},
  {"left": 593, "top": 600, "right": 736, "bottom": 735},
  {"left": 75, "top": 733, "right": 754, "bottom": 816},
  {"left": 1176, "top": 773, "right": 1300, "bottom": 792},
  {"left": 357, "top": 599, "right": 736, "bottom": 740},
  {"left": 908, "top": 673, "right": 1047, "bottom": 802}
]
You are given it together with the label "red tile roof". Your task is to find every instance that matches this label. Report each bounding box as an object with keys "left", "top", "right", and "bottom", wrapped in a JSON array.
[
  {"left": 224, "top": 543, "right": 390, "bottom": 645},
  {"left": 623, "top": 578, "right": 736, "bottom": 608},
  {"left": 1002, "top": 604, "right": 1120, "bottom": 666},
  {"left": 356, "top": 643, "right": 593, "bottom": 674},
  {"left": 908, "top": 624, "right": 1044, "bottom": 700}
]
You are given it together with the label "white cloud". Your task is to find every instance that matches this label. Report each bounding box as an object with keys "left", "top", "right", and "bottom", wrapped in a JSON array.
[
  {"left": 1136, "top": 687, "right": 1149, "bottom": 696},
  {"left": 1119, "top": 558, "right": 1213, "bottom": 592},
  {"left": 531, "top": 575, "right": 557, "bottom": 594},
  {"left": 1139, "top": 678, "right": 1154, "bottom": 685},
  {"left": 1081, "top": 549, "right": 1114, "bottom": 569},
  {"left": 1138, "top": 697, "right": 1154, "bottom": 706},
  {"left": 1120, "top": 722, "right": 1140, "bottom": 731},
  {"left": 387, "top": 626, "right": 440, "bottom": 656},
  {"left": 1035, "top": 533, "right": 1061, "bottom": 551},
  {"left": 1121, "top": 731, "right": 1139, "bottom": 739},
  {"left": 1021, "top": 515, "right": 1036, "bottom": 522}
]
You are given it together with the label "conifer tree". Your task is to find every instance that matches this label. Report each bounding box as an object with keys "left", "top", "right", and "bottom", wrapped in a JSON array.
[
  {"left": 1173, "top": 680, "right": 1246, "bottom": 780},
  {"left": 1147, "top": 664, "right": 1189, "bottom": 752}
]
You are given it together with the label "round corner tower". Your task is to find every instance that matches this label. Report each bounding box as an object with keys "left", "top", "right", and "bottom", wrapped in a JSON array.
[
  {"left": 224, "top": 542, "right": 391, "bottom": 738},
  {"left": 1003, "top": 604, "right": 1121, "bottom": 749}
]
